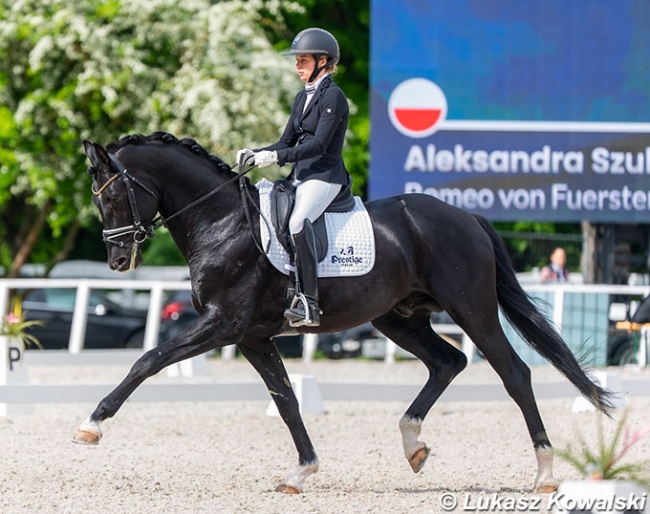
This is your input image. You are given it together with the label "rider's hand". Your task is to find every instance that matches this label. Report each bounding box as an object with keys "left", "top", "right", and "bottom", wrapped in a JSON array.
[
  {"left": 236, "top": 148, "right": 255, "bottom": 166},
  {"left": 253, "top": 150, "right": 278, "bottom": 168}
]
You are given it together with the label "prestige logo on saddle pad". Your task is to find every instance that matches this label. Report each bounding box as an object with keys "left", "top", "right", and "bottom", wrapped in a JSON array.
[{"left": 256, "top": 179, "right": 376, "bottom": 277}]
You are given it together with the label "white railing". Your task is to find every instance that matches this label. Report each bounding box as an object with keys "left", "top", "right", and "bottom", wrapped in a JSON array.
[
  {"left": 1, "top": 278, "right": 649, "bottom": 366},
  {"left": 2, "top": 278, "right": 650, "bottom": 409},
  {"left": 0, "top": 278, "right": 191, "bottom": 353},
  {"left": 458, "top": 283, "right": 650, "bottom": 366}
]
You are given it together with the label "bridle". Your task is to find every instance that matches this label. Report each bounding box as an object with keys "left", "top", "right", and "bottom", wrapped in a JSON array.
[
  {"left": 92, "top": 153, "right": 158, "bottom": 256},
  {"left": 92, "top": 152, "right": 265, "bottom": 270}
]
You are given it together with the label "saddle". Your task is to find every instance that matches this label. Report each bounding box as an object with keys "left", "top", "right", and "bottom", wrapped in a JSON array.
[
  {"left": 270, "top": 178, "right": 356, "bottom": 262},
  {"left": 257, "top": 179, "right": 375, "bottom": 278}
]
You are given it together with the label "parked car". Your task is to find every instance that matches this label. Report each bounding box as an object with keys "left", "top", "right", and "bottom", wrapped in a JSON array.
[
  {"left": 317, "top": 322, "right": 382, "bottom": 359},
  {"left": 607, "top": 294, "right": 650, "bottom": 365},
  {"left": 159, "top": 289, "right": 303, "bottom": 357},
  {"left": 316, "top": 311, "right": 467, "bottom": 360},
  {"left": 318, "top": 323, "right": 416, "bottom": 360},
  {"left": 19, "top": 288, "right": 148, "bottom": 350},
  {"left": 159, "top": 289, "right": 197, "bottom": 343}
]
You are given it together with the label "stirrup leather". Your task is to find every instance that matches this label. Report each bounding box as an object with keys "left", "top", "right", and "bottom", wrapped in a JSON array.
[{"left": 285, "top": 293, "right": 321, "bottom": 327}]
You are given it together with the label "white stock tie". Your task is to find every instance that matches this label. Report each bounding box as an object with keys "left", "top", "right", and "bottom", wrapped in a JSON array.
[{"left": 303, "top": 85, "right": 316, "bottom": 112}]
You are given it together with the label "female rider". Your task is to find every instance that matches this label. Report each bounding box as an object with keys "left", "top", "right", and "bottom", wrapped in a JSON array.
[{"left": 237, "top": 28, "right": 352, "bottom": 328}]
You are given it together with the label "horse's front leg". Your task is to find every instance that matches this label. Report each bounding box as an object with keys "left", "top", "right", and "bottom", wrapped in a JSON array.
[
  {"left": 237, "top": 340, "right": 319, "bottom": 494},
  {"left": 72, "top": 307, "right": 231, "bottom": 444}
]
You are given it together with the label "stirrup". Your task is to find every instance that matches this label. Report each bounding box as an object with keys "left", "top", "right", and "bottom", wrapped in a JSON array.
[{"left": 285, "top": 293, "right": 321, "bottom": 327}]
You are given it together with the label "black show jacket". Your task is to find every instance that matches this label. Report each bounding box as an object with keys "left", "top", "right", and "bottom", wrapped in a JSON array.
[{"left": 259, "top": 75, "right": 350, "bottom": 186}]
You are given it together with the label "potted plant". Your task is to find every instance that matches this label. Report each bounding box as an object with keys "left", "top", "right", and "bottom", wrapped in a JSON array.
[
  {"left": 0, "top": 298, "right": 43, "bottom": 415},
  {"left": 553, "top": 409, "right": 650, "bottom": 514},
  {"left": 1, "top": 298, "right": 43, "bottom": 379}
]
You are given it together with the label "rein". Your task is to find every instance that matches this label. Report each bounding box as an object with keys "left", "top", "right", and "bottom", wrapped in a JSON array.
[
  {"left": 94, "top": 153, "right": 268, "bottom": 268},
  {"left": 149, "top": 162, "right": 253, "bottom": 231},
  {"left": 239, "top": 173, "right": 272, "bottom": 255}
]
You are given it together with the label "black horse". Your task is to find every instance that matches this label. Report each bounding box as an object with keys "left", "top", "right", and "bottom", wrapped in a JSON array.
[{"left": 75, "top": 131, "right": 611, "bottom": 494}]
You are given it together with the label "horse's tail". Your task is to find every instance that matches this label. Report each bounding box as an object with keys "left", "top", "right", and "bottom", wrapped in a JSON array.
[{"left": 473, "top": 214, "right": 613, "bottom": 414}]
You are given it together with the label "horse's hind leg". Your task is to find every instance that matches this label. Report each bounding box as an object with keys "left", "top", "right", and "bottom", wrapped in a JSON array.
[
  {"left": 237, "top": 340, "right": 319, "bottom": 494},
  {"left": 459, "top": 314, "right": 558, "bottom": 493},
  {"left": 372, "top": 312, "right": 468, "bottom": 474}
]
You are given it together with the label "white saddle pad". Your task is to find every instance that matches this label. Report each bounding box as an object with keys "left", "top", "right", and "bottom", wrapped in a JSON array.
[{"left": 256, "top": 179, "right": 375, "bottom": 277}]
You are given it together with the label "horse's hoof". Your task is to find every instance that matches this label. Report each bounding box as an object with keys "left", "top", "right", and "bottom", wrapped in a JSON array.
[
  {"left": 409, "top": 445, "right": 430, "bottom": 473},
  {"left": 275, "top": 484, "right": 302, "bottom": 494},
  {"left": 535, "top": 482, "right": 558, "bottom": 494},
  {"left": 72, "top": 429, "right": 102, "bottom": 445}
]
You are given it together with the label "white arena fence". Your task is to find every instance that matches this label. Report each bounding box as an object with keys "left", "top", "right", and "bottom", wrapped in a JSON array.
[
  {"left": 1, "top": 278, "right": 650, "bottom": 366},
  {"left": 1, "top": 278, "right": 649, "bottom": 408},
  {"left": 0, "top": 278, "right": 191, "bottom": 354}
]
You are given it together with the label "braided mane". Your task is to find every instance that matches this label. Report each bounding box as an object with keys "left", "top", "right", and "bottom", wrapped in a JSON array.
[{"left": 106, "top": 131, "right": 233, "bottom": 174}]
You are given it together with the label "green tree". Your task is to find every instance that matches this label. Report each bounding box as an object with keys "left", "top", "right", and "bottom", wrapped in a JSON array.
[{"left": 0, "top": 0, "right": 302, "bottom": 276}]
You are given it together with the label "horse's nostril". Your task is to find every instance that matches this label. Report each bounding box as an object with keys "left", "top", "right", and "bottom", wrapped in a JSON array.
[{"left": 111, "top": 256, "right": 128, "bottom": 270}]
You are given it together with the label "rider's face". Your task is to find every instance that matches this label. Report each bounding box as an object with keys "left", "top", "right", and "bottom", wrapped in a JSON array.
[{"left": 295, "top": 54, "right": 326, "bottom": 83}]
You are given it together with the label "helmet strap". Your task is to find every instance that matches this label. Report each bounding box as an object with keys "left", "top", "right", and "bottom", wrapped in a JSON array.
[{"left": 308, "top": 54, "right": 328, "bottom": 83}]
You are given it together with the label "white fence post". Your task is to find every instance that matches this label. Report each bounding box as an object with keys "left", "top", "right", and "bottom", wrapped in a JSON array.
[
  {"left": 221, "top": 345, "right": 237, "bottom": 360},
  {"left": 461, "top": 333, "right": 475, "bottom": 363},
  {"left": 302, "top": 333, "right": 319, "bottom": 362},
  {"left": 640, "top": 326, "right": 650, "bottom": 366},
  {"left": 0, "top": 283, "right": 9, "bottom": 321},
  {"left": 384, "top": 339, "right": 396, "bottom": 364},
  {"left": 69, "top": 282, "right": 90, "bottom": 354},
  {"left": 552, "top": 288, "right": 565, "bottom": 332},
  {"left": 144, "top": 284, "right": 164, "bottom": 351}
]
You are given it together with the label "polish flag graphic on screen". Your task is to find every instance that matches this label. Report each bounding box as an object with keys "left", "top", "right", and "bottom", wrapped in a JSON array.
[{"left": 388, "top": 78, "right": 447, "bottom": 138}]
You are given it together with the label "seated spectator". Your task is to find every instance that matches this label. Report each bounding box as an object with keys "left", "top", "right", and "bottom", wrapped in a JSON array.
[{"left": 540, "top": 247, "right": 570, "bottom": 283}]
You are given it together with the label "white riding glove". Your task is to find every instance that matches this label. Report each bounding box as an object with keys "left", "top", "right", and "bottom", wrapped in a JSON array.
[
  {"left": 254, "top": 150, "right": 278, "bottom": 168},
  {"left": 236, "top": 148, "right": 255, "bottom": 166}
]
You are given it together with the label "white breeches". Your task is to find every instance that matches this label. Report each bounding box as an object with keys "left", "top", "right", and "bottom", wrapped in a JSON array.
[{"left": 289, "top": 180, "right": 342, "bottom": 235}]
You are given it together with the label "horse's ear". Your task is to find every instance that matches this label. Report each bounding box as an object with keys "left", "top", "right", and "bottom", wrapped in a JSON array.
[
  {"left": 82, "top": 140, "right": 94, "bottom": 156},
  {"left": 83, "top": 140, "right": 111, "bottom": 168}
]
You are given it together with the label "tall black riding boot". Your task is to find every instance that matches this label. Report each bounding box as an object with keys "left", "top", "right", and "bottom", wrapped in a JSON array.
[{"left": 284, "top": 221, "right": 321, "bottom": 327}]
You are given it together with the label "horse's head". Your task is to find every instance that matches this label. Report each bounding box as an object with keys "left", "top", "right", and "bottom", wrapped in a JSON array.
[{"left": 83, "top": 140, "right": 159, "bottom": 272}]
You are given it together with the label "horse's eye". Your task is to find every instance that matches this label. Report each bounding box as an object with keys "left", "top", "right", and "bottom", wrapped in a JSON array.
[{"left": 106, "top": 193, "right": 123, "bottom": 205}]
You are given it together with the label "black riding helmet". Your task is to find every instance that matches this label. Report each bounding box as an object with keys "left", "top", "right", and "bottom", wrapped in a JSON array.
[{"left": 283, "top": 28, "right": 340, "bottom": 83}]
